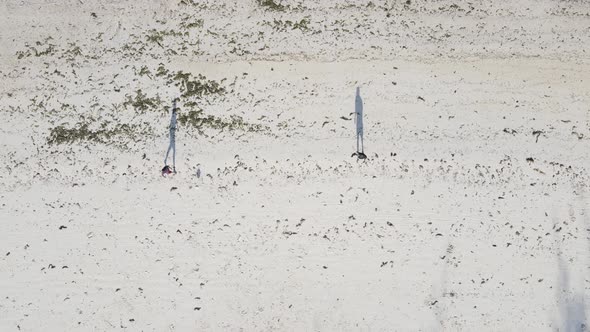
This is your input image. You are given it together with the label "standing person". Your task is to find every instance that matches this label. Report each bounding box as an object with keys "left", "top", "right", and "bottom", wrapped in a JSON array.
[
  {"left": 354, "top": 87, "right": 366, "bottom": 158},
  {"left": 163, "top": 99, "right": 178, "bottom": 174}
]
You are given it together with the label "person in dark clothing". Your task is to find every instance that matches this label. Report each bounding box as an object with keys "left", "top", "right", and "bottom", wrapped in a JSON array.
[
  {"left": 352, "top": 87, "right": 367, "bottom": 159},
  {"left": 163, "top": 100, "right": 178, "bottom": 175}
]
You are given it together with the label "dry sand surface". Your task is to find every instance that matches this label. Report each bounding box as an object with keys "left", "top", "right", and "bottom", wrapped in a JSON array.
[{"left": 1, "top": 0, "right": 590, "bottom": 331}]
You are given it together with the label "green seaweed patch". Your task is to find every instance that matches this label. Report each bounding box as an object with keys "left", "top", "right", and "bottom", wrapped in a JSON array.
[
  {"left": 16, "top": 42, "right": 56, "bottom": 59},
  {"left": 146, "top": 30, "right": 164, "bottom": 47},
  {"left": 123, "top": 90, "right": 162, "bottom": 112},
  {"left": 16, "top": 37, "right": 56, "bottom": 59},
  {"left": 60, "top": 43, "right": 83, "bottom": 62},
  {"left": 181, "top": 19, "right": 204, "bottom": 29},
  {"left": 156, "top": 63, "right": 170, "bottom": 77},
  {"left": 257, "top": 0, "right": 287, "bottom": 11},
  {"left": 47, "top": 122, "right": 137, "bottom": 146},
  {"left": 138, "top": 65, "right": 152, "bottom": 78},
  {"left": 263, "top": 18, "right": 311, "bottom": 32},
  {"left": 178, "top": 109, "right": 266, "bottom": 134},
  {"left": 172, "top": 71, "right": 225, "bottom": 99},
  {"left": 146, "top": 29, "right": 187, "bottom": 47}
]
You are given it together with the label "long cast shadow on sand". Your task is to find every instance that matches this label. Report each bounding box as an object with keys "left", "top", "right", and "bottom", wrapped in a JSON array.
[
  {"left": 553, "top": 197, "right": 588, "bottom": 331},
  {"left": 557, "top": 254, "right": 587, "bottom": 331}
]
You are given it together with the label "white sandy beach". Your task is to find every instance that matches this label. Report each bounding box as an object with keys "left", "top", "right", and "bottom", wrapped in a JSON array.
[{"left": 1, "top": 0, "right": 589, "bottom": 331}]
